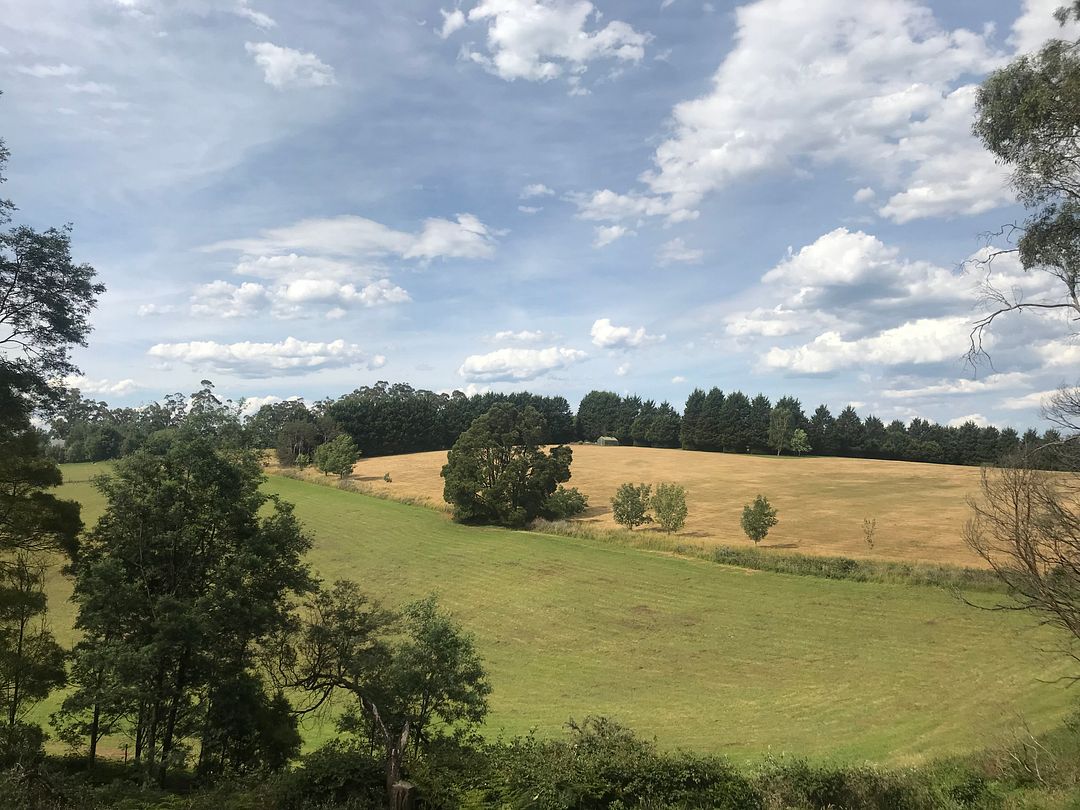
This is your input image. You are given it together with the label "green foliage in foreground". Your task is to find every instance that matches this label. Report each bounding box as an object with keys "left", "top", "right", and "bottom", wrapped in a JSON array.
[{"left": 8, "top": 712, "right": 1080, "bottom": 809}]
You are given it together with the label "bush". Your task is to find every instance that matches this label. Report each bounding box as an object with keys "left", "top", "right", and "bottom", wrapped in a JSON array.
[
  {"left": 651, "top": 482, "right": 688, "bottom": 533},
  {"left": 741, "top": 494, "right": 778, "bottom": 544},
  {"left": 272, "top": 741, "right": 383, "bottom": 810},
  {"left": 542, "top": 486, "right": 589, "bottom": 519},
  {"left": 611, "top": 483, "right": 652, "bottom": 530}
]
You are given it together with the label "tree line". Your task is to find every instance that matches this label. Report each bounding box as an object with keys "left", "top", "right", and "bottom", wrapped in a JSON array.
[
  {"left": 51, "top": 381, "right": 1057, "bottom": 472},
  {"left": 578, "top": 388, "right": 1061, "bottom": 468}
]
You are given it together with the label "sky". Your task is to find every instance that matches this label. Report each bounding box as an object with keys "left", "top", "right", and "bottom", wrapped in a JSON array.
[{"left": 2, "top": 0, "right": 1079, "bottom": 427}]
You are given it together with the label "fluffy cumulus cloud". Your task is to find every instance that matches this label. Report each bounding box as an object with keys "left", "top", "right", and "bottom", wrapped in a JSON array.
[
  {"left": 721, "top": 226, "right": 1073, "bottom": 386},
  {"left": 208, "top": 213, "right": 497, "bottom": 261},
  {"left": 64, "top": 375, "right": 141, "bottom": 397},
  {"left": 590, "top": 318, "right": 665, "bottom": 349},
  {"left": 656, "top": 237, "right": 703, "bottom": 266},
  {"left": 763, "top": 316, "right": 974, "bottom": 374},
  {"left": 593, "top": 224, "right": 633, "bottom": 247},
  {"left": 1011, "top": 0, "right": 1080, "bottom": 53},
  {"left": 189, "top": 278, "right": 410, "bottom": 319},
  {"left": 520, "top": 182, "right": 554, "bottom": 198},
  {"left": 881, "top": 372, "right": 1031, "bottom": 399},
  {"left": 575, "top": 0, "right": 1013, "bottom": 226},
  {"left": 947, "top": 413, "right": 992, "bottom": 428},
  {"left": 244, "top": 42, "right": 336, "bottom": 88},
  {"left": 458, "top": 346, "right": 587, "bottom": 381},
  {"left": 491, "top": 329, "right": 551, "bottom": 342},
  {"left": 148, "top": 337, "right": 385, "bottom": 377},
  {"left": 445, "top": 0, "right": 649, "bottom": 90}
]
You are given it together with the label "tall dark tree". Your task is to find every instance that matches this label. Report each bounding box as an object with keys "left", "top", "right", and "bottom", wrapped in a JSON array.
[
  {"left": 807, "top": 405, "right": 835, "bottom": 455},
  {"left": 61, "top": 431, "right": 314, "bottom": 783},
  {"left": 680, "top": 388, "right": 706, "bottom": 450},
  {"left": 833, "top": 406, "right": 865, "bottom": 456},
  {"left": 645, "top": 402, "right": 682, "bottom": 449},
  {"left": 698, "top": 388, "right": 726, "bottom": 452},
  {"left": 442, "top": 404, "right": 573, "bottom": 527},
  {"left": 718, "top": 391, "right": 752, "bottom": 452},
  {"left": 748, "top": 394, "right": 772, "bottom": 452}
]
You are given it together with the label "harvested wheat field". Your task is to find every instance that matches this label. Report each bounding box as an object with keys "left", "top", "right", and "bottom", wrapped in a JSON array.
[{"left": 348, "top": 445, "right": 987, "bottom": 567}]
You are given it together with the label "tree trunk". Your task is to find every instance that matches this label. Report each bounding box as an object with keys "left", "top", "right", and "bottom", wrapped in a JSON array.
[
  {"left": 88, "top": 700, "right": 101, "bottom": 767},
  {"left": 389, "top": 781, "right": 415, "bottom": 810}
]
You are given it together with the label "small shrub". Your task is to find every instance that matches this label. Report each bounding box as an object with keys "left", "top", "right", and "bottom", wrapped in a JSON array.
[
  {"left": 651, "top": 482, "right": 688, "bottom": 533},
  {"left": 272, "top": 740, "right": 383, "bottom": 810},
  {"left": 542, "top": 486, "right": 589, "bottom": 519},
  {"left": 741, "top": 495, "right": 778, "bottom": 545},
  {"left": 383, "top": 472, "right": 392, "bottom": 483},
  {"left": 611, "top": 483, "right": 652, "bottom": 530},
  {"left": 863, "top": 517, "right": 877, "bottom": 551}
]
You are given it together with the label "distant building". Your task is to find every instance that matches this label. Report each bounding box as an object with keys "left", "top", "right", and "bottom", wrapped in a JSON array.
[{"left": 597, "top": 436, "right": 619, "bottom": 446}]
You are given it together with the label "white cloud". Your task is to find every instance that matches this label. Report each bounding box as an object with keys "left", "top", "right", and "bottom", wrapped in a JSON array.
[
  {"left": 853, "top": 186, "right": 876, "bottom": 203},
  {"left": 65, "top": 81, "right": 115, "bottom": 94},
  {"left": 881, "top": 372, "right": 1031, "bottom": 399},
  {"left": 1011, "top": 0, "right": 1080, "bottom": 54},
  {"left": 235, "top": 0, "right": 276, "bottom": 28},
  {"left": 238, "top": 393, "right": 301, "bottom": 416},
  {"left": 593, "top": 224, "right": 633, "bottom": 247},
  {"left": 581, "top": 0, "right": 1012, "bottom": 226},
  {"left": 209, "top": 213, "right": 497, "bottom": 261},
  {"left": 64, "top": 375, "right": 141, "bottom": 397},
  {"left": 725, "top": 306, "right": 840, "bottom": 338},
  {"left": 520, "top": 182, "right": 555, "bottom": 198},
  {"left": 763, "top": 316, "right": 973, "bottom": 374},
  {"left": 518, "top": 205, "right": 543, "bottom": 214},
  {"left": 615, "top": 362, "right": 630, "bottom": 376},
  {"left": 438, "top": 8, "right": 467, "bottom": 38},
  {"left": 1037, "top": 339, "right": 1080, "bottom": 368},
  {"left": 458, "top": 345, "right": 587, "bottom": 382},
  {"left": 17, "top": 63, "right": 82, "bottom": 78},
  {"left": 244, "top": 42, "right": 335, "bottom": 88},
  {"left": 148, "top": 337, "right": 382, "bottom": 376},
  {"left": 671, "top": 375, "right": 687, "bottom": 383},
  {"left": 590, "top": 318, "right": 665, "bottom": 349},
  {"left": 460, "top": 0, "right": 649, "bottom": 88},
  {"left": 189, "top": 278, "right": 410, "bottom": 319},
  {"left": 232, "top": 253, "right": 368, "bottom": 281},
  {"left": 947, "top": 413, "right": 991, "bottom": 428},
  {"left": 492, "top": 329, "right": 550, "bottom": 342},
  {"left": 1001, "top": 389, "right": 1057, "bottom": 410},
  {"left": 656, "top": 237, "right": 703, "bottom": 266},
  {"left": 137, "top": 303, "right": 178, "bottom": 317}
]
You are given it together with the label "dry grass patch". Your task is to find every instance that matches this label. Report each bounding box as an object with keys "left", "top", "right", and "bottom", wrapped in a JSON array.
[{"left": 349, "top": 445, "right": 986, "bottom": 567}]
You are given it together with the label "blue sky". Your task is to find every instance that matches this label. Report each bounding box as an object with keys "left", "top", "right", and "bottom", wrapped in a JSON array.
[{"left": 2, "top": 0, "right": 1078, "bottom": 427}]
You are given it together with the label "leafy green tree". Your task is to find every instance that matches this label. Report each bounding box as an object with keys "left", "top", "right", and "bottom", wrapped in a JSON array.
[
  {"left": 611, "top": 483, "right": 652, "bottom": 530},
  {"left": 651, "top": 482, "right": 688, "bottom": 533},
  {"left": 366, "top": 595, "right": 490, "bottom": 753},
  {"left": 718, "top": 391, "right": 752, "bottom": 451},
  {"left": 289, "top": 582, "right": 489, "bottom": 807},
  {"left": 697, "top": 388, "right": 726, "bottom": 451},
  {"left": 575, "top": 391, "right": 623, "bottom": 441},
  {"left": 790, "top": 429, "right": 811, "bottom": 456},
  {"left": 630, "top": 400, "right": 657, "bottom": 447},
  {"left": 834, "top": 406, "right": 865, "bottom": 456},
  {"left": 244, "top": 399, "right": 312, "bottom": 450},
  {"left": 971, "top": 7, "right": 1080, "bottom": 356},
  {"left": 748, "top": 394, "right": 772, "bottom": 452},
  {"left": 61, "top": 431, "right": 314, "bottom": 783},
  {"left": 807, "top": 404, "right": 835, "bottom": 455},
  {"left": 442, "top": 403, "right": 572, "bottom": 527},
  {"left": 541, "top": 486, "right": 589, "bottom": 519},
  {"left": 741, "top": 496, "right": 778, "bottom": 545},
  {"left": 0, "top": 554, "right": 66, "bottom": 760},
  {"left": 276, "top": 419, "right": 321, "bottom": 467},
  {"left": 768, "top": 407, "right": 792, "bottom": 456},
  {"left": 680, "top": 388, "right": 706, "bottom": 450},
  {"left": 646, "top": 402, "right": 681, "bottom": 448},
  {"left": 315, "top": 434, "right": 361, "bottom": 478}
]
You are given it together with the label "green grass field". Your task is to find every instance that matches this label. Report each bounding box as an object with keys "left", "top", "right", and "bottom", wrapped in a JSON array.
[{"left": 42, "top": 463, "right": 1077, "bottom": 765}]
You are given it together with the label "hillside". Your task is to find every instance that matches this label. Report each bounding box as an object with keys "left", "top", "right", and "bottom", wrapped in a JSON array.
[
  {"left": 42, "top": 463, "right": 1073, "bottom": 765},
  {"left": 346, "top": 445, "right": 986, "bottom": 567}
]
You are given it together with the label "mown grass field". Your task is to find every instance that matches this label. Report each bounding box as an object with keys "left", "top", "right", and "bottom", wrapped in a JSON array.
[
  {"left": 42, "top": 461, "right": 1076, "bottom": 766},
  {"left": 348, "top": 445, "right": 987, "bottom": 566}
]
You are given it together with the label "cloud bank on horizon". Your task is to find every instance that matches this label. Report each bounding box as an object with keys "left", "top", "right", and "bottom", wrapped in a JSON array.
[{"left": 1, "top": 0, "right": 1077, "bottom": 427}]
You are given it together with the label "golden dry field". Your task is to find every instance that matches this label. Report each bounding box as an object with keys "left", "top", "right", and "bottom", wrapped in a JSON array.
[{"left": 344, "top": 445, "right": 986, "bottom": 567}]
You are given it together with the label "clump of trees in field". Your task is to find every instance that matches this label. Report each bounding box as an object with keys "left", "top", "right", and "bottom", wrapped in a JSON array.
[
  {"left": 314, "top": 434, "right": 361, "bottom": 478},
  {"left": 441, "top": 403, "right": 578, "bottom": 528},
  {"left": 742, "top": 496, "right": 779, "bottom": 545},
  {"left": 611, "top": 482, "right": 689, "bottom": 533}
]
